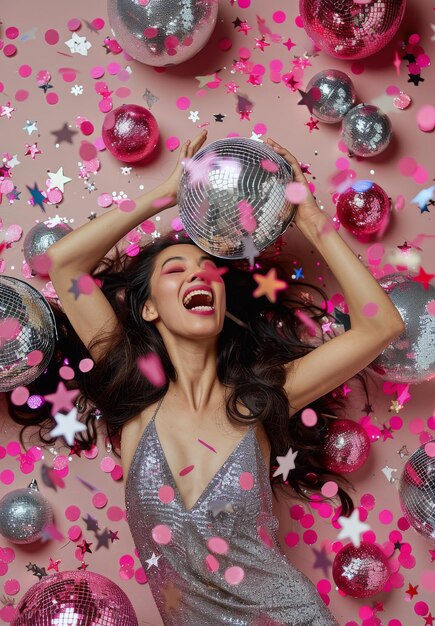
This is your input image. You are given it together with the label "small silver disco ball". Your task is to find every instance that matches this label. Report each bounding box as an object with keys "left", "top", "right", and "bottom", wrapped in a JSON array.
[
  {"left": 177, "top": 137, "right": 296, "bottom": 259},
  {"left": 0, "top": 276, "right": 57, "bottom": 392},
  {"left": 306, "top": 69, "right": 356, "bottom": 123},
  {"left": 399, "top": 442, "right": 435, "bottom": 543},
  {"left": 341, "top": 104, "right": 392, "bottom": 157}
]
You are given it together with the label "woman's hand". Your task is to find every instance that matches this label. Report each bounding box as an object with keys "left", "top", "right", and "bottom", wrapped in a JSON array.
[
  {"left": 265, "top": 138, "right": 326, "bottom": 229},
  {"left": 161, "top": 129, "right": 208, "bottom": 206}
]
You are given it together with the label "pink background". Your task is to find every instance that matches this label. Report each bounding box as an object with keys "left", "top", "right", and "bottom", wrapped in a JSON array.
[{"left": 1, "top": 0, "right": 434, "bottom": 625}]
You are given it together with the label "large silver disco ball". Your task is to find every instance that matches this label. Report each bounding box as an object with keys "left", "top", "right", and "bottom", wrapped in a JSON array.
[
  {"left": 369, "top": 273, "right": 435, "bottom": 384},
  {"left": 107, "top": 0, "right": 218, "bottom": 67},
  {"left": 306, "top": 69, "right": 356, "bottom": 123},
  {"left": 342, "top": 104, "right": 392, "bottom": 157},
  {"left": 399, "top": 442, "right": 435, "bottom": 543},
  {"left": 177, "top": 138, "right": 296, "bottom": 259},
  {"left": 23, "top": 221, "right": 73, "bottom": 276},
  {"left": 0, "top": 276, "right": 57, "bottom": 392}
]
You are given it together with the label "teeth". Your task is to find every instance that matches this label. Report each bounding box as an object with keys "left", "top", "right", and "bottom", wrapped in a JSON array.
[
  {"left": 190, "top": 306, "right": 214, "bottom": 311},
  {"left": 183, "top": 289, "right": 213, "bottom": 307}
]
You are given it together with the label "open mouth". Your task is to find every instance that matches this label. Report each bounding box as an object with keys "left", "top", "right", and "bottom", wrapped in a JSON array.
[{"left": 182, "top": 289, "right": 215, "bottom": 312}]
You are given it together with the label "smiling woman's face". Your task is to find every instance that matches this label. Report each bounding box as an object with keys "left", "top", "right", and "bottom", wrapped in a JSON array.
[{"left": 141, "top": 244, "right": 227, "bottom": 340}]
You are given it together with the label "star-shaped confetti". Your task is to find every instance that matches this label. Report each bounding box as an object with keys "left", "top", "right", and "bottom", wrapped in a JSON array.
[
  {"left": 143, "top": 88, "right": 159, "bottom": 108},
  {"left": 337, "top": 509, "right": 370, "bottom": 547},
  {"left": 197, "top": 260, "right": 228, "bottom": 285},
  {"left": 238, "top": 21, "right": 253, "bottom": 35},
  {"left": 272, "top": 447, "right": 298, "bottom": 481},
  {"left": 283, "top": 38, "right": 296, "bottom": 51},
  {"left": 25, "top": 143, "right": 42, "bottom": 159},
  {"left": 405, "top": 583, "right": 419, "bottom": 599},
  {"left": 23, "top": 120, "right": 38, "bottom": 135},
  {"left": 0, "top": 102, "right": 16, "bottom": 119},
  {"left": 297, "top": 88, "right": 321, "bottom": 114},
  {"left": 312, "top": 546, "right": 333, "bottom": 577},
  {"left": 26, "top": 183, "right": 47, "bottom": 211},
  {"left": 305, "top": 116, "right": 319, "bottom": 132},
  {"left": 411, "top": 266, "right": 435, "bottom": 290},
  {"left": 253, "top": 268, "right": 288, "bottom": 302},
  {"left": 195, "top": 72, "right": 220, "bottom": 88},
  {"left": 188, "top": 110, "right": 200, "bottom": 122},
  {"left": 82, "top": 513, "right": 99, "bottom": 532},
  {"left": 95, "top": 528, "right": 111, "bottom": 550},
  {"left": 48, "top": 167, "right": 72, "bottom": 192},
  {"left": 214, "top": 113, "right": 226, "bottom": 122},
  {"left": 255, "top": 37, "right": 270, "bottom": 51},
  {"left": 145, "top": 552, "right": 162, "bottom": 569},
  {"left": 38, "top": 82, "right": 53, "bottom": 94},
  {"left": 45, "top": 380, "right": 80, "bottom": 416},
  {"left": 411, "top": 185, "right": 435, "bottom": 211},
  {"left": 47, "top": 558, "right": 61, "bottom": 572},
  {"left": 51, "top": 122, "right": 78, "bottom": 145},
  {"left": 408, "top": 73, "right": 424, "bottom": 86},
  {"left": 65, "top": 32, "right": 92, "bottom": 56},
  {"left": 49, "top": 406, "right": 87, "bottom": 446},
  {"left": 78, "top": 538, "right": 93, "bottom": 556},
  {"left": 381, "top": 465, "right": 397, "bottom": 482}
]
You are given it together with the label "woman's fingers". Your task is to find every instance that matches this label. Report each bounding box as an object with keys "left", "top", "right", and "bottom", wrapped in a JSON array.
[{"left": 266, "top": 138, "right": 308, "bottom": 186}]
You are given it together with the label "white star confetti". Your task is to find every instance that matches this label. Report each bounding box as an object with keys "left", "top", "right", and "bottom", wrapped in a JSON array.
[
  {"left": 65, "top": 32, "right": 92, "bottom": 56},
  {"left": 250, "top": 132, "right": 263, "bottom": 142},
  {"left": 70, "top": 84, "right": 84, "bottom": 96},
  {"left": 272, "top": 446, "right": 298, "bottom": 481},
  {"left": 49, "top": 407, "right": 87, "bottom": 446},
  {"left": 381, "top": 465, "right": 398, "bottom": 482},
  {"left": 188, "top": 110, "right": 200, "bottom": 122},
  {"left": 48, "top": 167, "right": 72, "bottom": 192},
  {"left": 337, "top": 509, "right": 370, "bottom": 548},
  {"left": 145, "top": 552, "right": 161, "bottom": 569},
  {"left": 23, "top": 120, "right": 38, "bottom": 135}
]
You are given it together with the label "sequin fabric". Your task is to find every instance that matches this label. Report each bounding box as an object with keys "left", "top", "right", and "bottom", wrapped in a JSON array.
[{"left": 125, "top": 398, "right": 339, "bottom": 625}]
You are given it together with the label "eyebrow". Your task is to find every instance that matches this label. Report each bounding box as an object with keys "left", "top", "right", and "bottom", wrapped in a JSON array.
[{"left": 160, "top": 255, "right": 213, "bottom": 270}]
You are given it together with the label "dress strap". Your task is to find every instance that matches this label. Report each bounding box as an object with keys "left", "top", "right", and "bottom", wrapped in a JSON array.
[{"left": 151, "top": 396, "right": 164, "bottom": 424}]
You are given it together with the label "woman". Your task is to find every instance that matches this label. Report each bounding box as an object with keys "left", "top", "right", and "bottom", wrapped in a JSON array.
[{"left": 11, "top": 130, "right": 404, "bottom": 625}]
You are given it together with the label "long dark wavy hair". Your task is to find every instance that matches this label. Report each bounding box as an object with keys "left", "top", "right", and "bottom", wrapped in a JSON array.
[{"left": 7, "top": 231, "right": 373, "bottom": 516}]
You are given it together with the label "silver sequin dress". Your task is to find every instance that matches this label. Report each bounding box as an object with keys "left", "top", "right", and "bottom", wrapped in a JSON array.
[{"left": 125, "top": 398, "right": 340, "bottom": 626}]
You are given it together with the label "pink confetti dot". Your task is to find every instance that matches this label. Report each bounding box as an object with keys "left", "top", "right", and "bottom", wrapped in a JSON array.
[
  {"left": 218, "top": 38, "right": 232, "bottom": 51},
  {"left": 273, "top": 10, "right": 286, "bottom": 23},
  {"left": 59, "top": 365, "right": 75, "bottom": 380},
  {"left": 225, "top": 565, "right": 244, "bottom": 585},
  {"left": 108, "top": 62, "right": 121, "bottom": 75},
  {"left": 388, "top": 621, "right": 402, "bottom": 626},
  {"left": 409, "top": 417, "right": 425, "bottom": 434},
  {"left": 389, "top": 416, "right": 403, "bottom": 430},
  {"left": 120, "top": 554, "right": 134, "bottom": 568},
  {"left": 301, "top": 408, "right": 317, "bottom": 427},
  {"left": 4, "top": 579, "right": 20, "bottom": 595},
  {"left": 80, "top": 140, "right": 98, "bottom": 162},
  {"left": 350, "top": 62, "right": 364, "bottom": 74},
  {"left": 285, "top": 182, "right": 307, "bottom": 204},
  {"left": 15, "top": 89, "right": 28, "bottom": 101},
  {"left": 111, "top": 464, "right": 123, "bottom": 481},
  {"left": 92, "top": 18, "right": 105, "bottom": 30},
  {"left": 81, "top": 121, "right": 94, "bottom": 136},
  {"left": 47, "top": 188, "right": 63, "bottom": 204},
  {"left": 79, "top": 358, "right": 94, "bottom": 373},
  {"left": 303, "top": 530, "right": 317, "bottom": 544},
  {"left": 117, "top": 69, "right": 130, "bottom": 82},
  {"left": 285, "top": 531, "right": 300, "bottom": 547},
  {"left": 413, "top": 164, "right": 429, "bottom": 184},
  {"left": 359, "top": 606, "right": 373, "bottom": 619},
  {"left": 421, "top": 570, "right": 435, "bottom": 592},
  {"left": 398, "top": 156, "right": 417, "bottom": 176},
  {"left": 68, "top": 525, "right": 82, "bottom": 541},
  {"left": 68, "top": 18, "right": 82, "bottom": 31},
  {"left": 46, "top": 92, "right": 59, "bottom": 105},
  {"left": 322, "top": 481, "right": 338, "bottom": 498},
  {"left": 152, "top": 524, "right": 172, "bottom": 544},
  {"left": 290, "top": 504, "right": 304, "bottom": 520},
  {"left": 6, "top": 441, "right": 20, "bottom": 456},
  {"left": 158, "top": 485, "right": 175, "bottom": 504},
  {"left": 0, "top": 82, "right": 4, "bottom": 93},
  {"left": 176, "top": 96, "right": 190, "bottom": 110},
  {"left": 18, "top": 64, "right": 32, "bottom": 78},
  {"left": 0, "top": 470, "right": 14, "bottom": 485},
  {"left": 171, "top": 217, "right": 183, "bottom": 231},
  {"left": 318, "top": 503, "right": 333, "bottom": 518},
  {"left": 45, "top": 29, "right": 59, "bottom": 45},
  {"left": 119, "top": 566, "right": 134, "bottom": 580},
  {"left": 93, "top": 492, "right": 108, "bottom": 509},
  {"left": 91, "top": 66, "right": 105, "bottom": 79},
  {"left": 4, "top": 44, "right": 17, "bottom": 57},
  {"left": 135, "top": 567, "right": 147, "bottom": 584},
  {"left": 6, "top": 26, "right": 19, "bottom": 39},
  {"left": 386, "top": 85, "right": 400, "bottom": 95},
  {"left": 140, "top": 219, "right": 156, "bottom": 234},
  {"left": 362, "top": 302, "right": 378, "bottom": 317},
  {"left": 379, "top": 509, "right": 393, "bottom": 524},
  {"left": 414, "top": 601, "right": 429, "bottom": 616},
  {"left": 144, "top": 27, "right": 158, "bottom": 38},
  {"left": 65, "top": 505, "right": 81, "bottom": 521},
  {"left": 10, "top": 386, "right": 29, "bottom": 406},
  {"left": 119, "top": 199, "right": 136, "bottom": 213},
  {"left": 207, "top": 537, "right": 229, "bottom": 554},
  {"left": 300, "top": 513, "right": 314, "bottom": 528},
  {"left": 239, "top": 471, "right": 254, "bottom": 490},
  {"left": 115, "top": 86, "right": 131, "bottom": 98},
  {"left": 108, "top": 506, "right": 124, "bottom": 522},
  {"left": 425, "top": 442, "right": 435, "bottom": 457},
  {"left": 101, "top": 456, "right": 115, "bottom": 472},
  {"left": 166, "top": 136, "right": 180, "bottom": 151},
  {"left": 53, "top": 455, "right": 68, "bottom": 470},
  {"left": 137, "top": 353, "right": 166, "bottom": 387},
  {"left": 98, "top": 193, "right": 113, "bottom": 208},
  {"left": 205, "top": 554, "right": 219, "bottom": 572},
  {"left": 99, "top": 98, "right": 113, "bottom": 113}
]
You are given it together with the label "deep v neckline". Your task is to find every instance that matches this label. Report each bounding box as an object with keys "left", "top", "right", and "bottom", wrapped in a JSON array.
[{"left": 153, "top": 418, "right": 255, "bottom": 514}]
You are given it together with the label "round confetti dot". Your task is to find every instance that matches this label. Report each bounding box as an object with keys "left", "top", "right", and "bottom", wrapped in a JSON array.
[
  {"left": 158, "top": 485, "right": 175, "bottom": 504},
  {"left": 152, "top": 524, "right": 172, "bottom": 544},
  {"left": 111, "top": 464, "right": 123, "bottom": 481},
  {"left": 60, "top": 70, "right": 77, "bottom": 83},
  {"left": 107, "top": 506, "right": 124, "bottom": 521},
  {"left": 47, "top": 188, "right": 63, "bottom": 204},
  {"left": 303, "top": 530, "right": 317, "bottom": 544},
  {"left": 27, "top": 350, "right": 44, "bottom": 366},
  {"left": 207, "top": 537, "right": 229, "bottom": 554},
  {"left": 53, "top": 455, "right": 69, "bottom": 470},
  {"left": 176, "top": 96, "right": 190, "bottom": 110},
  {"left": 101, "top": 456, "right": 115, "bottom": 473},
  {"left": 225, "top": 565, "right": 244, "bottom": 585},
  {"left": 92, "top": 18, "right": 105, "bottom": 30},
  {"left": 46, "top": 92, "right": 59, "bottom": 105},
  {"left": 120, "top": 554, "right": 134, "bottom": 567},
  {"left": 117, "top": 69, "right": 130, "bottom": 82},
  {"left": 350, "top": 62, "right": 365, "bottom": 75},
  {"left": 239, "top": 47, "right": 251, "bottom": 60},
  {"left": 6, "top": 441, "right": 20, "bottom": 456},
  {"left": 108, "top": 62, "right": 121, "bottom": 75},
  {"left": 18, "top": 64, "right": 32, "bottom": 78},
  {"left": 97, "top": 193, "right": 113, "bottom": 208},
  {"left": 398, "top": 156, "right": 417, "bottom": 177},
  {"left": 10, "top": 386, "right": 29, "bottom": 406},
  {"left": 99, "top": 98, "right": 113, "bottom": 113},
  {"left": 79, "top": 141, "right": 98, "bottom": 162},
  {"left": 4, "top": 579, "right": 20, "bottom": 595},
  {"left": 119, "top": 199, "right": 136, "bottom": 213},
  {"left": 322, "top": 481, "right": 338, "bottom": 498},
  {"left": 273, "top": 10, "right": 286, "bottom": 23},
  {"left": 239, "top": 471, "right": 254, "bottom": 490},
  {"left": 65, "top": 505, "right": 81, "bottom": 521},
  {"left": 300, "top": 513, "right": 314, "bottom": 528},
  {"left": 59, "top": 365, "right": 75, "bottom": 380},
  {"left": 318, "top": 503, "right": 333, "bottom": 518},
  {"left": 91, "top": 66, "right": 105, "bottom": 79},
  {"left": 379, "top": 509, "right": 393, "bottom": 524},
  {"left": 409, "top": 417, "right": 425, "bottom": 434},
  {"left": 15, "top": 89, "right": 29, "bottom": 101},
  {"left": 0, "top": 470, "right": 14, "bottom": 485},
  {"left": 413, "top": 164, "right": 429, "bottom": 185},
  {"left": 285, "top": 182, "right": 308, "bottom": 204},
  {"left": 317, "top": 579, "right": 332, "bottom": 594},
  {"left": 81, "top": 121, "right": 94, "bottom": 136},
  {"left": 285, "top": 531, "right": 300, "bottom": 547},
  {"left": 144, "top": 27, "right": 158, "bottom": 38},
  {"left": 301, "top": 408, "right": 317, "bottom": 427},
  {"left": 166, "top": 136, "right": 180, "bottom": 151},
  {"left": 415, "top": 601, "right": 429, "bottom": 616},
  {"left": 171, "top": 217, "right": 183, "bottom": 232},
  {"left": 119, "top": 566, "right": 134, "bottom": 580},
  {"left": 45, "top": 29, "right": 60, "bottom": 45},
  {"left": 4, "top": 44, "right": 17, "bottom": 57},
  {"left": 79, "top": 358, "right": 94, "bottom": 373},
  {"left": 68, "top": 18, "right": 82, "bottom": 31},
  {"left": 218, "top": 37, "right": 232, "bottom": 51},
  {"left": 388, "top": 621, "right": 402, "bottom": 626},
  {"left": 205, "top": 554, "right": 219, "bottom": 572},
  {"left": 92, "top": 492, "right": 108, "bottom": 509},
  {"left": 362, "top": 302, "right": 378, "bottom": 317},
  {"left": 68, "top": 525, "right": 82, "bottom": 541},
  {"left": 115, "top": 86, "right": 131, "bottom": 98},
  {"left": 135, "top": 567, "right": 147, "bottom": 584},
  {"left": 389, "top": 416, "right": 403, "bottom": 430},
  {"left": 6, "top": 27, "right": 19, "bottom": 39},
  {"left": 425, "top": 442, "right": 435, "bottom": 457}
]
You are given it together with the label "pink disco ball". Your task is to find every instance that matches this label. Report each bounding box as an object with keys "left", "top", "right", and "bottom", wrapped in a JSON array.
[
  {"left": 107, "top": 0, "right": 218, "bottom": 67},
  {"left": 102, "top": 104, "right": 159, "bottom": 163},
  {"left": 12, "top": 570, "right": 138, "bottom": 626},
  {"left": 336, "top": 180, "right": 391, "bottom": 236},
  {"left": 322, "top": 419, "right": 370, "bottom": 473},
  {"left": 299, "top": 0, "right": 406, "bottom": 60},
  {"left": 333, "top": 542, "right": 390, "bottom": 597}
]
